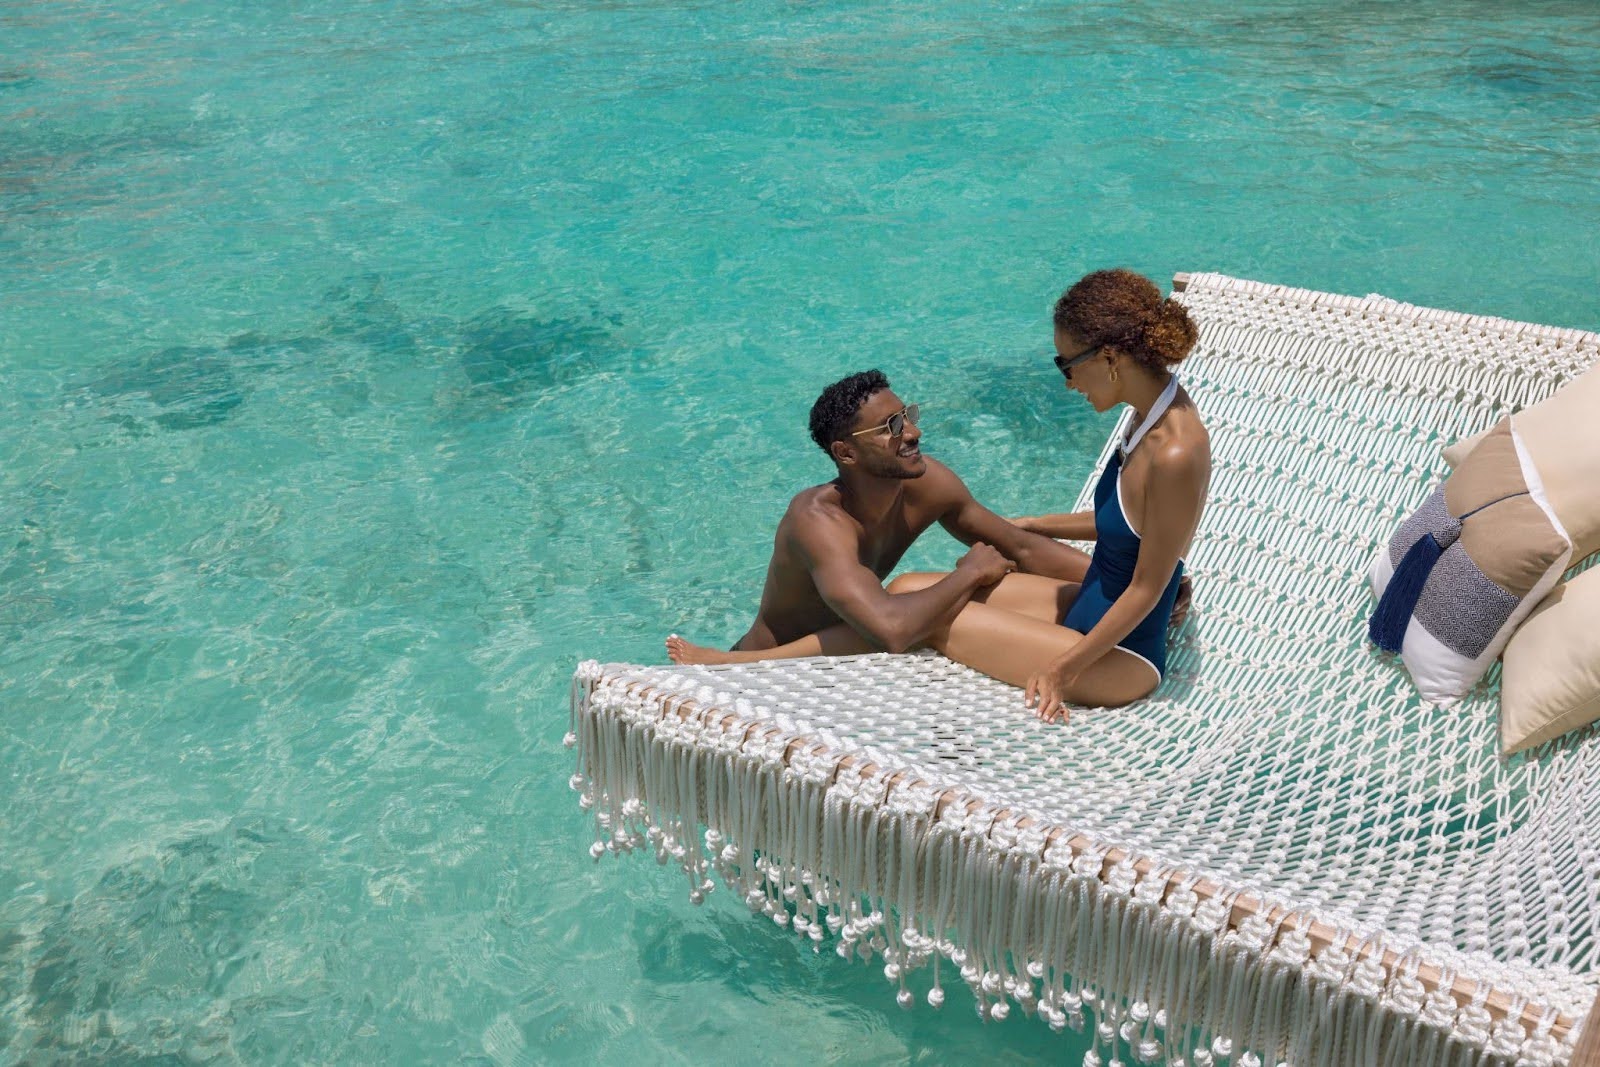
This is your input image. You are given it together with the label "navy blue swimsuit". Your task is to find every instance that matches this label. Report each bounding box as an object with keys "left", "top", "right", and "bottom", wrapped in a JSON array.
[{"left": 1061, "top": 410, "right": 1185, "bottom": 679}]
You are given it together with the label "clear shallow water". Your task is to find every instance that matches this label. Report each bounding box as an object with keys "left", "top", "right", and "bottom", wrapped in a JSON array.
[{"left": 3, "top": 0, "right": 1599, "bottom": 1061}]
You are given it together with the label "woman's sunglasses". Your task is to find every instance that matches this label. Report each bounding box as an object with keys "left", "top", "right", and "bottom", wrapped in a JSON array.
[
  {"left": 850, "top": 403, "right": 920, "bottom": 438},
  {"left": 1053, "top": 344, "right": 1104, "bottom": 380}
]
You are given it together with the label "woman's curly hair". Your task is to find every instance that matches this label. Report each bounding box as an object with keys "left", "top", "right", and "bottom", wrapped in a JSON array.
[{"left": 1052, "top": 268, "right": 1197, "bottom": 375}]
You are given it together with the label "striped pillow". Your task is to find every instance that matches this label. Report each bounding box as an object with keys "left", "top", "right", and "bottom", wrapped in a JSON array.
[{"left": 1368, "top": 418, "right": 1571, "bottom": 705}]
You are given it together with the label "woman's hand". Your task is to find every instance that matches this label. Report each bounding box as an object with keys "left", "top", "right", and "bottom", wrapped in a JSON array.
[
  {"left": 1025, "top": 659, "right": 1079, "bottom": 724},
  {"left": 1008, "top": 511, "right": 1097, "bottom": 542}
]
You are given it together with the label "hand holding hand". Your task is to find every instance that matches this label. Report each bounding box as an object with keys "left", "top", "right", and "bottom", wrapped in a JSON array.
[
  {"left": 1024, "top": 659, "right": 1078, "bottom": 724},
  {"left": 956, "top": 541, "right": 1016, "bottom": 586}
]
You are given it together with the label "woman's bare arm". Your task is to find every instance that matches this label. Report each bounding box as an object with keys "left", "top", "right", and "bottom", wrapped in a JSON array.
[
  {"left": 1028, "top": 442, "right": 1206, "bottom": 718},
  {"left": 1011, "top": 511, "right": 1097, "bottom": 541},
  {"left": 923, "top": 462, "right": 1092, "bottom": 582}
]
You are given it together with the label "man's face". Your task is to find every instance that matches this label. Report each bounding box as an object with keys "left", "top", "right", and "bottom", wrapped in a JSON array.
[{"left": 843, "top": 390, "right": 926, "bottom": 479}]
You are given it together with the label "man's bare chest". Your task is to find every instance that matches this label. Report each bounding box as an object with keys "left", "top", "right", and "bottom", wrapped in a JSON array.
[{"left": 855, "top": 508, "right": 938, "bottom": 577}]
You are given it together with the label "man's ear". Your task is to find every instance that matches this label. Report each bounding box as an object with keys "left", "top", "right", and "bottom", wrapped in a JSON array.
[{"left": 829, "top": 439, "right": 855, "bottom": 467}]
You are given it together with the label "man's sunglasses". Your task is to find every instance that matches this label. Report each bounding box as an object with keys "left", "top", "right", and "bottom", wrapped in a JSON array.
[
  {"left": 850, "top": 403, "right": 920, "bottom": 438},
  {"left": 1053, "top": 344, "right": 1104, "bottom": 379}
]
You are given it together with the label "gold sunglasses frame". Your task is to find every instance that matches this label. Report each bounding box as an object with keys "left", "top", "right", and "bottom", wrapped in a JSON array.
[{"left": 849, "top": 403, "right": 920, "bottom": 438}]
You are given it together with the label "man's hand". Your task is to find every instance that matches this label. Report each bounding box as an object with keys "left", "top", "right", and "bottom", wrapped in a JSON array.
[
  {"left": 1170, "top": 574, "right": 1193, "bottom": 629},
  {"left": 1025, "top": 659, "right": 1077, "bottom": 724},
  {"left": 955, "top": 541, "right": 1015, "bottom": 587}
]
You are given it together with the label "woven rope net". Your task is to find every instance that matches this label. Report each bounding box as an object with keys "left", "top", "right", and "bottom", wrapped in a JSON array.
[{"left": 568, "top": 273, "right": 1600, "bottom": 1066}]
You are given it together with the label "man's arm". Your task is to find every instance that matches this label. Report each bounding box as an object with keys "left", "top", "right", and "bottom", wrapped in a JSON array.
[
  {"left": 927, "top": 462, "right": 1091, "bottom": 582},
  {"left": 796, "top": 510, "right": 1013, "bottom": 653}
]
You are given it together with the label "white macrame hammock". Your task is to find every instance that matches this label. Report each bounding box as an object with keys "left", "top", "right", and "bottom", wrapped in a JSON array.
[{"left": 567, "top": 273, "right": 1600, "bottom": 1066}]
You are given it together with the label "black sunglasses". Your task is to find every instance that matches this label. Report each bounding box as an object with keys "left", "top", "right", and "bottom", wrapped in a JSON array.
[{"left": 1053, "top": 344, "right": 1104, "bottom": 380}]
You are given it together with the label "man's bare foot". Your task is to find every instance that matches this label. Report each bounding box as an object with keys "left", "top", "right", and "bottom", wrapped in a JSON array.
[{"left": 666, "top": 634, "right": 736, "bottom": 666}]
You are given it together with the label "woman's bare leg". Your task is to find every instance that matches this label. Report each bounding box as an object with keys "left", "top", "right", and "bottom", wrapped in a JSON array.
[
  {"left": 898, "top": 572, "right": 1158, "bottom": 709},
  {"left": 667, "top": 572, "right": 1080, "bottom": 667},
  {"left": 665, "top": 570, "right": 1065, "bottom": 666},
  {"left": 890, "top": 571, "right": 1080, "bottom": 623},
  {"left": 928, "top": 600, "right": 1158, "bottom": 710},
  {"left": 666, "top": 624, "right": 876, "bottom": 666},
  {"left": 665, "top": 572, "right": 1157, "bottom": 711}
]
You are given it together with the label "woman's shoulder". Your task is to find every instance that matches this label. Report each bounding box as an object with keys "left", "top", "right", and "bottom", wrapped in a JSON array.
[{"left": 1145, "top": 407, "right": 1211, "bottom": 478}]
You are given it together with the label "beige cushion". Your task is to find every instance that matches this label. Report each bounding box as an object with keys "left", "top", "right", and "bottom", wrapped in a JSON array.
[
  {"left": 1444, "top": 423, "right": 1569, "bottom": 594},
  {"left": 1501, "top": 565, "right": 1600, "bottom": 754},
  {"left": 1441, "top": 428, "right": 1489, "bottom": 470},
  {"left": 1441, "top": 361, "right": 1600, "bottom": 558}
]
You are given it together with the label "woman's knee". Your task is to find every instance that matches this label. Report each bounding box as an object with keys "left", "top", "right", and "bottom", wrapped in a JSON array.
[
  {"left": 1066, "top": 654, "right": 1158, "bottom": 708},
  {"left": 887, "top": 571, "right": 942, "bottom": 594},
  {"left": 1066, "top": 686, "right": 1137, "bottom": 710}
]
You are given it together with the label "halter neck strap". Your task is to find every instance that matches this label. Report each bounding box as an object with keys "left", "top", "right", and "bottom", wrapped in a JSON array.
[{"left": 1120, "top": 376, "right": 1179, "bottom": 458}]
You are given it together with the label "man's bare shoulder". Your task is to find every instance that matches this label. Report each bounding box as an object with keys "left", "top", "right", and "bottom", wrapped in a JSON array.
[
  {"left": 777, "top": 482, "right": 857, "bottom": 543},
  {"left": 903, "top": 456, "right": 970, "bottom": 506}
]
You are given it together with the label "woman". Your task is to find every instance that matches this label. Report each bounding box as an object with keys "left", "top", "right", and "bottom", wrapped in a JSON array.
[{"left": 671, "top": 269, "right": 1209, "bottom": 722}]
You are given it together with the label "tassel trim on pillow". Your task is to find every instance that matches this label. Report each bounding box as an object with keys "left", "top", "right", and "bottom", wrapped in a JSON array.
[{"left": 1368, "top": 492, "right": 1530, "bottom": 654}]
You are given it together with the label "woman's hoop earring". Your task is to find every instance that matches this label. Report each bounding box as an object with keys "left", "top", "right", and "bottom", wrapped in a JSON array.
[{"left": 1109, "top": 361, "right": 1120, "bottom": 385}]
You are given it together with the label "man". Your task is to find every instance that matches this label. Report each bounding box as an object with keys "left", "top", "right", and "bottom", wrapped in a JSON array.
[{"left": 665, "top": 370, "right": 1094, "bottom": 664}]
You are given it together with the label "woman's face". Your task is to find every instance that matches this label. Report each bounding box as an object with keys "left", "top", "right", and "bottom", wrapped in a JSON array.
[{"left": 1053, "top": 326, "right": 1118, "bottom": 413}]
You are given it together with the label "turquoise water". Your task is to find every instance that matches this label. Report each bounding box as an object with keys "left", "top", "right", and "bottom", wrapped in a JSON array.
[{"left": 4, "top": 1, "right": 1600, "bottom": 1061}]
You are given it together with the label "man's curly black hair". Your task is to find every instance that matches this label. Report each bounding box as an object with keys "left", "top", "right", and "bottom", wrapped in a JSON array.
[{"left": 808, "top": 369, "right": 890, "bottom": 454}]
